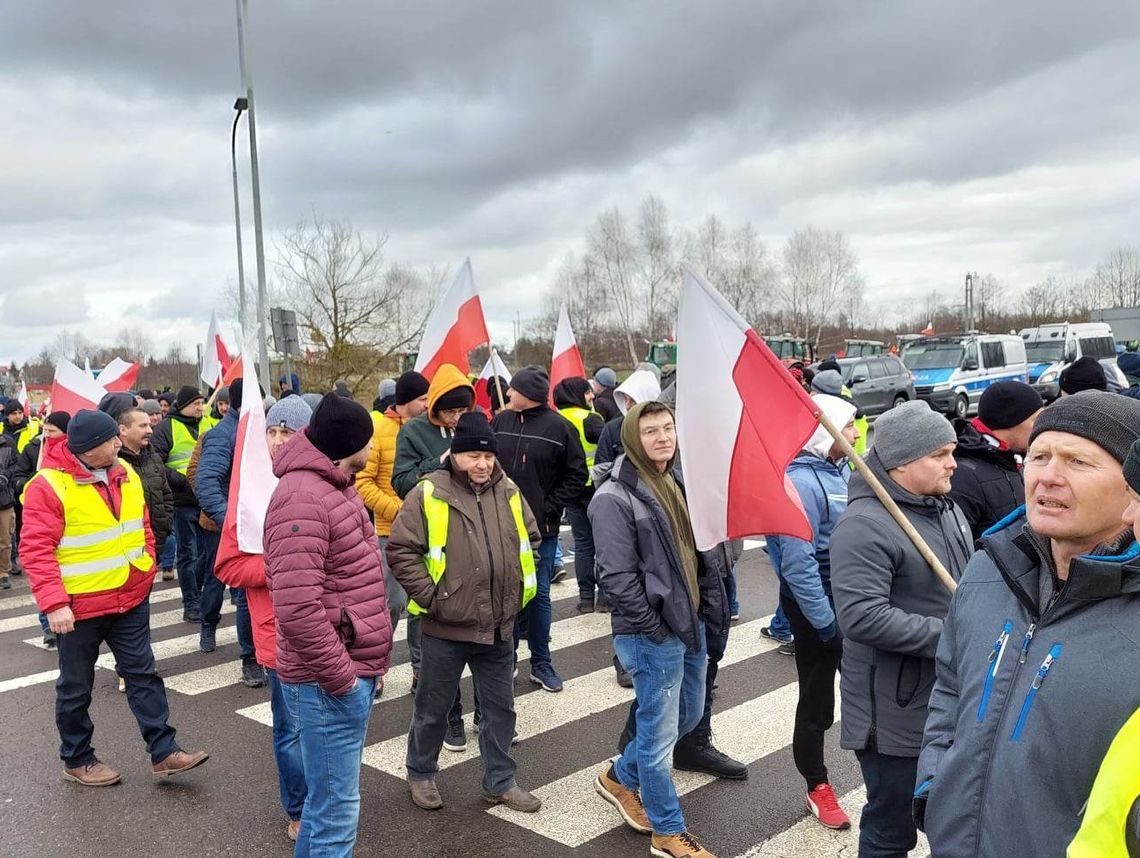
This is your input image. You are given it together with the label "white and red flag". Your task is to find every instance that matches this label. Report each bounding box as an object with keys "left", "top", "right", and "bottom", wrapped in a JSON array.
[
  {"left": 49, "top": 359, "right": 108, "bottom": 416},
  {"left": 921, "top": 320, "right": 935, "bottom": 336},
  {"left": 97, "top": 357, "right": 140, "bottom": 392},
  {"left": 415, "top": 259, "right": 490, "bottom": 380},
  {"left": 201, "top": 311, "right": 233, "bottom": 389},
  {"left": 225, "top": 341, "right": 276, "bottom": 554},
  {"left": 549, "top": 305, "right": 586, "bottom": 401},
  {"left": 474, "top": 352, "right": 513, "bottom": 413},
  {"left": 15, "top": 381, "right": 29, "bottom": 413},
  {"left": 675, "top": 263, "right": 822, "bottom": 548}
]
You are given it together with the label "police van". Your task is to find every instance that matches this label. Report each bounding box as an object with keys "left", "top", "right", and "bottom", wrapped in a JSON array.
[
  {"left": 1019, "top": 322, "right": 1123, "bottom": 400},
  {"left": 901, "top": 333, "right": 1028, "bottom": 419}
]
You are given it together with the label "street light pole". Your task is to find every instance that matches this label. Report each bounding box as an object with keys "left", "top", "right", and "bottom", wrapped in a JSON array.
[
  {"left": 230, "top": 98, "right": 248, "bottom": 334},
  {"left": 235, "top": 0, "right": 272, "bottom": 393}
]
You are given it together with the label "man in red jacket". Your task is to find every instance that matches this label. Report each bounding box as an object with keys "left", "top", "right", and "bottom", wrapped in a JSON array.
[
  {"left": 265, "top": 394, "right": 392, "bottom": 857},
  {"left": 215, "top": 395, "right": 312, "bottom": 843},
  {"left": 21, "top": 409, "right": 208, "bottom": 787}
]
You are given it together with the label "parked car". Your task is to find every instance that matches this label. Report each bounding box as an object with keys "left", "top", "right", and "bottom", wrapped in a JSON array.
[
  {"left": 902, "top": 333, "right": 1028, "bottom": 418},
  {"left": 838, "top": 355, "right": 916, "bottom": 416}
]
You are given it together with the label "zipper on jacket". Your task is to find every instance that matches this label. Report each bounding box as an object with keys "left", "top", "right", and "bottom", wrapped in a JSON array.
[
  {"left": 475, "top": 491, "right": 497, "bottom": 620},
  {"left": 1017, "top": 622, "right": 1036, "bottom": 664},
  {"left": 1010, "top": 643, "right": 1062, "bottom": 741},
  {"left": 976, "top": 619, "right": 1013, "bottom": 723}
]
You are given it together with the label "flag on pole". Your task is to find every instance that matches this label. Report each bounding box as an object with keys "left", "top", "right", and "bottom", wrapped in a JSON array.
[
  {"left": 201, "top": 311, "right": 233, "bottom": 389},
  {"left": 675, "top": 263, "right": 821, "bottom": 549},
  {"left": 224, "top": 339, "right": 277, "bottom": 554},
  {"left": 921, "top": 320, "right": 935, "bottom": 335},
  {"left": 50, "top": 359, "right": 108, "bottom": 416},
  {"left": 549, "top": 305, "right": 586, "bottom": 401},
  {"left": 83, "top": 357, "right": 95, "bottom": 380},
  {"left": 97, "top": 357, "right": 140, "bottom": 392},
  {"left": 474, "top": 352, "right": 513, "bottom": 413},
  {"left": 16, "top": 381, "right": 29, "bottom": 413},
  {"left": 415, "top": 259, "right": 490, "bottom": 380}
]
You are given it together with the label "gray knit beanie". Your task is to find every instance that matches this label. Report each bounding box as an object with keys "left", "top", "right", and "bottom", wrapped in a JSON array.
[
  {"left": 1030, "top": 390, "right": 1140, "bottom": 464},
  {"left": 872, "top": 400, "right": 957, "bottom": 470},
  {"left": 811, "top": 369, "right": 843, "bottom": 397},
  {"left": 266, "top": 396, "right": 313, "bottom": 433}
]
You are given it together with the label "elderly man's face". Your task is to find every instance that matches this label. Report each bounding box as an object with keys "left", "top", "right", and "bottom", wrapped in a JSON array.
[{"left": 1025, "top": 431, "right": 1130, "bottom": 546}]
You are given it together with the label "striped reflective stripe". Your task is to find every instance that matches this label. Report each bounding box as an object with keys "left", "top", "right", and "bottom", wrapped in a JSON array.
[
  {"left": 58, "top": 518, "right": 144, "bottom": 549},
  {"left": 59, "top": 547, "right": 145, "bottom": 578}
]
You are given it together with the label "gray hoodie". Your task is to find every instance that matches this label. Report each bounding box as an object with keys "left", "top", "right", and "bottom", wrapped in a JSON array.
[
  {"left": 831, "top": 449, "right": 973, "bottom": 756},
  {"left": 916, "top": 509, "right": 1140, "bottom": 858}
]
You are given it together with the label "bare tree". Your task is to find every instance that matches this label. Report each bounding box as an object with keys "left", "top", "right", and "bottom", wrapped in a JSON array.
[
  {"left": 1086, "top": 245, "right": 1140, "bottom": 309},
  {"left": 1022, "top": 276, "right": 1067, "bottom": 326},
  {"left": 588, "top": 207, "right": 642, "bottom": 364},
  {"left": 780, "top": 226, "right": 861, "bottom": 345},
  {"left": 638, "top": 196, "right": 676, "bottom": 340}
]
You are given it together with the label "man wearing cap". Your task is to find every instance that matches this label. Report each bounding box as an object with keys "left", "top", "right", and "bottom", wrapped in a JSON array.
[
  {"left": 388, "top": 412, "right": 543, "bottom": 814},
  {"left": 917, "top": 391, "right": 1140, "bottom": 857},
  {"left": 140, "top": 399, "right": 163, "bottom": 428},
  {"left": 592, "top": 366, "right": 621, "bottom": 423},
  {"left": 151, "top": 385, "right": 208, "bottom": 622},
  {"left": 949, "top": 380, "right": 1042, "bottom": 542},
  {"left": 20, "top": 410, "right": 208, "bottom": 786},
  {"left": 392, "top": 364, "right": 476, "bottom": 500},
  {"left": 265, "top": 392, "right": 391, "bottom": 855},
  {"left": 830, "top": 400, "right": 972, "bottom": 857},
  {"left": 491, "top": 365, "right": 588, "bottom": 694},
  {"left": 215, "top": 395, "right": 312, "bottom": 842},
  {"left": 1059, "top": 355, "right": 1109, "bottom": 396},
  {"left": 357, "top": 370, "right": 430, "bottom": 642}
]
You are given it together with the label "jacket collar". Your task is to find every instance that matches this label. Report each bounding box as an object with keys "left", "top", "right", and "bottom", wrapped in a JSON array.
[
  {"left": 40, "top": 435, "right": 127, "bottom": 486},
  {"left": 426, "top": 460, "right": 506, "bottom": 506}
]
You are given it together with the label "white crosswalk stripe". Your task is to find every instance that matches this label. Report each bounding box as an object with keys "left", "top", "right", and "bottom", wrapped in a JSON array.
[
  {"left": 0, "top": 585, "right": 186, "bottom": 634},
  {"left": 22, "top": 600, "right": 234, "bottom": 650}
]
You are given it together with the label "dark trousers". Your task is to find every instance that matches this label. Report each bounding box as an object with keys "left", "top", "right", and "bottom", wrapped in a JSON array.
[
  {"left": 198, "top": 528, "right": 255, "bottom": 661},
  {"left": 854, "top": 747, "right": 919, "bottom": 858},
  {"left": 406, "top": 632, "right": 517, "bottom": 795},
  {"left": 781, "top": 595, "right": 843, "bottom": 789},
  {"left": 564, "top": 499, "right": 596, "bottom": 602},
  {"left": 172, "top": 506, "right": 204, "bottom": 612},
  {"left": 56, "top": 600, "right": 179, "bottom": 767},
  {"left": 619, "top": 617, "right": 729, "bottom": 751}
]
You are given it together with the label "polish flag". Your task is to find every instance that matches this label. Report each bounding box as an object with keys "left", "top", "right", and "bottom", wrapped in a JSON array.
[
  {"left": 16, "top": 382, "right": 29, "bottom": 413},
  {"left": 921, "top": 320, "right": 935, "bottom": 336},
  {"left": 201, "top": 311, "right": 234, "bottom": 389},
  {"left": 676, "top": 263, "right": 822, "bottom": 549},
  {"left": 97, "top": 357, "right": 140, "bottom": 392},
  {"left": 225, "top": 341, "right": 277, "bottom": 554},
  {"left": 50, "top": 359, "right": 108, "bottom": 416},
  {"left": 549, "top": 305, "right": 586, "bottom": 401},
  {"left": 474, "top": 352, "right": 513, "bottom": 413},
  {"left": 415, "top": 259, "right": 490, "bottom": 380}
]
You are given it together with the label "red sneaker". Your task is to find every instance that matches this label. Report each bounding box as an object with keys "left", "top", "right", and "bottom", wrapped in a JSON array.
[{"left": 806, "top": 782, "right": 851, "bottom": 830}]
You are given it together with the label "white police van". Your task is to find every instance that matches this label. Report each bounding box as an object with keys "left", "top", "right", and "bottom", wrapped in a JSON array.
[
  {"left": 1019, "top": 322, "right": 1123, "bottom": 400},
  {"left": 901, "top": 333, "right": 1028, "bottom": 419}
]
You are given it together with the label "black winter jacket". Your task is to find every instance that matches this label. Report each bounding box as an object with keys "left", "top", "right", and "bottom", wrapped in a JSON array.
[
  {"left": 150, "top": 413, "right": 200, "bottom": 508},
  {"left": 593, "top": 388, "right": 621, "bottom": 423},
  {"left": 491, "top": 404, "right": 588, "bottom": 538},
  {"left": 0, "top": 433, "right": 17, "bottom": 510},
  {"left": 13, "top": 436, "right": 39, "bottom": 499},
  {"left": 947, "top": 419, "right": 1024, "bottom": 544},
  {"left": 118, "top": 445, "right": 174, "bottom": 546}
]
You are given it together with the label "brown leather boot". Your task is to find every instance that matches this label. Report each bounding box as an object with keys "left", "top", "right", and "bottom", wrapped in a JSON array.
[
  {"left": 650, "top": 831, "right": 717, "bottom": 858},
  {"left": 286, "top": 820, "right": 301, "bottom": 842},
  {"left": 482, "top": 784, "right": 541, "bottom": 813},
  {"left": 151, "top": 749, "right": 209, "bottom": 778},
  {"left": 408, "top": 777, "right": 443, "bottom": 810},
  {"left": 594, "top": 762, "right": 651, "bottom": 834},
  {"left": 63, "top": 760, "right": 121, "bottom": 787}
]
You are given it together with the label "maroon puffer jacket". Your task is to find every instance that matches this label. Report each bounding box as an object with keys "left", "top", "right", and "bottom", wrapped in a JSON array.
[{"left": 264, "top": 428, "right": 392, "bottom": 696}]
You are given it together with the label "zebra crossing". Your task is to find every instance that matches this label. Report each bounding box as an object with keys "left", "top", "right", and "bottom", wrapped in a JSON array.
[{"left": 0, "top": 546, "right": 935, "bottom": 857}]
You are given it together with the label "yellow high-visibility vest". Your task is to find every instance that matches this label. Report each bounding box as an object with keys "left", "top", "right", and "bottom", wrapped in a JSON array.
[
  {"left": 406, "top": 480, "right": 537, "bottom": 616},
  {"left": 34, "top": 463, "right": 154, "bottom": 595},
  {"left": 198, "top": 414, "right": 220, "bottom": 435},
  {"left": 13, "top": 418, "right": 40, "bottom": 454},
  {"left": 1068, "top": 707, "right": 1140, "bottom": 858},
  {"left": 559, "top": 406, "right": 598, "bottom": 486},
  {"left": 167, "top": 419, "right": 198, "bottom": 475}
]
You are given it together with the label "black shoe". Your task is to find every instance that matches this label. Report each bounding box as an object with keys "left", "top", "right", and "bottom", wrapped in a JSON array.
[
  {"left": 576, "top": 599, "right": 594, "bottom": 613},
  {"left": 443, "top": 722, "right": 467, "bottom": 753},
  {"left": 199, "top": 625, "right": 216, "bottom": 653},
  {"left": 778, "top": 641, "right": 797, "bottom": 657},
  {"left": 594, "top": 597, "right": 611, "bottom": 613},
  {"left": 0, "top": 575, "right": 9, "bottom": 590},
  {"left": 614, "top": 656, "right": 633, "bottom": 689},
  {"left": 551, "top": 564, "right": 568, "bottom": 583},
  {"left": 673, "top": 735, "right": 749, "bottom": 780},
  {"left": 9, "top": 561, "right": 22, "bottom": 576},
  {"left": 241, "top": 659, "right": 266, "bottom": 688},
  {"left": 183, "top": 609, "right": 201, "bottom": 624},
  {"left": 43, "top": 633, "right": 57, "bottom": 649}
]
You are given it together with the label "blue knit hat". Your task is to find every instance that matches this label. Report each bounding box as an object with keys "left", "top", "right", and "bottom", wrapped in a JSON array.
[{"left": 67, "top": 409, "right": 120, "bottom": 454}]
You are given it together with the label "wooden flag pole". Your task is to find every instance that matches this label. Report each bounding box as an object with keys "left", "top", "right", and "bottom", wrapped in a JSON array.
[
  {"left": 489, "top": 346, "right": 507, "bottom": 411},
  {"left": 814, "top": 406, "right": 958, "bottom": 594}
]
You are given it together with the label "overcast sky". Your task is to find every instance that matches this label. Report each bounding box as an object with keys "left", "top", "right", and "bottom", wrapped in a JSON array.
[{"left": 2, "top": 1, "right": 1138, "bottom": 366}]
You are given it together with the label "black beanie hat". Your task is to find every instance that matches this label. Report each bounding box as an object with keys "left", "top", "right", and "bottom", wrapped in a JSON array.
[
  {"left": 67, "top": 409, "right": 120, "bottom": 455},
  {"left": 45, "top": 411, "right": 71, "bottom": 433},
  {"left": 451, "top": 412, "right": 498, "bottom": 455},
  {"left": 97, "top": 391, "right": 137, "bottom": 422},
  {"left": 395, "top": 371, "right": 430, "bottom": 406},
  {"left": 1030, "top": 390, "right": 1140, "bottom": 464},
  {"left": 1060, "top": 356, "right": 1108, "bottom": 396},
  {"left": 4, "top": 399, "right": 24, "bottom": 416},
  {"left": 173, "top": 385, "right": 205, "bottom": 412},
  {"left": 1125, "top": 438, "right": 1140, "bottom": 495},
  {"left": 308, "top": 392, "right": 374, "bottom": 462},
  {"left": 510, "top": 366, "right": 550, "bottom": 404},
  {"left": 433, "top": 385, "right": 474, "bottom": 414},
  {"left": 553, "top": 377, "right": 592, "bottom": 410},
  {"left": 229, "top": 378, "right": 244, "bottom": 411},
  {"left": 978, "top": 381, "right": 1044, "bottom": 430}
]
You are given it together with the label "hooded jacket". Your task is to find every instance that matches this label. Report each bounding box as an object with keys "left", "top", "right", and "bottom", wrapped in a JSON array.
[
  {"left": 118, "top": 443, "right": 174, "bottom": 547},
  {"left": 264, "top": 428, "right": 392, "bottom": 695},
  {"left": 391, "top": 365, "right": 475, "bottom": 500},
  {"left": 491, "top": 400, "right": 588, "bottom": 538},
  {"left": 594, "top": 370, "right": 663, "bottom": 473},
  {"left": 948, "top": 417, "right": 1024, "bottom": 544},
  {"left": 19, "top": 436, "right": 157, "bottom": 620},
  {"left": 387, "top": 460, "right": 541, "bottom": 644},
  {"left": 357, "top": 405, "right": 412, "bottom": 536},
  {"left": 151, "top": 411, "right": 201, "bottom": 508},
  {"left": 830, "top": 449, "right": 973, "bottom": 756},
  {"left": 552, "top": 379, "right": 606, "bottom": 446},
  {"left": 916, "top": 510, "right": 1140, "bottom": 858}
]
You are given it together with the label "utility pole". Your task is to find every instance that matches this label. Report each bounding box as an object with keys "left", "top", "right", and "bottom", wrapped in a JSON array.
[
  {"left": 236, "top": 0, "right": 272, "bottom": 393},
  {"left": 964, "top": 272, "right": 976, "bottom": 331},
  {"left": 230, "top": 97, "right": 249, "bottom": 333}
]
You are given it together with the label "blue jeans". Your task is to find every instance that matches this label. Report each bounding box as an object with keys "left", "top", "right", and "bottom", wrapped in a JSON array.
[
  {"left": 516, "top": 536, "right": 557, "bottom": 670},
  {"left": 198, "top": 529, "right": 255, "bottom": 660},
  {"left": 769, "top": 603, "right": 791, "bottom": 639},
  {"left": 172, "top": 506, "right": 204, "bottom": 612},
  {"left": 855, "top": 748, "right": 919, "bottom": 858},
  {"left": 564, "top": 499, "right": 596, "bottom": 601},
  {"left": 159, "top": 533, "right": 176, "bottom": 570},
  {"left": 725, "top": 566, "right": 739, "bottom": 616},
  {"left": 287, "top": 676, "right": 376, "bottom": 858},
  {"left": 267, "top": 669, "right": 307, "bottom": 821},
  {"left": 613, "top": 627, "right": 707, "bottom": 835}
]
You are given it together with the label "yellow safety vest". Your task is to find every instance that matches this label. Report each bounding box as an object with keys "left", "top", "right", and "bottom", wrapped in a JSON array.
[
  {"left": 167, "top": 419, "right": 198, "bottom": 475},
  {"left": 559, "top": 406, "right": 598, "bottom": 486},
  {"left": 198, "top": 414, "right": 220, "bottom": 435},
  {"left": 1068, "top": 708, "right": 1140, "bottom": 858},
  {"left": 406, "top": 480, "right": 537, "bottom": 616},
  {"left": 35, "top": 464, "right": 154, "bottom": 595},
  {"left": 12, "top": 418, "right": 40, "bottom": 454}
]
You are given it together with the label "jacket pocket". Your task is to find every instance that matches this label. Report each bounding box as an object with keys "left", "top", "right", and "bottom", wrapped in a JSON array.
[
  {"left": 1011, "top": 643, "right": 1062, "bottom": 741},
  {"left": 338, "top": 607, "right": 357, "bottom": 650},
  {"left": 977, "top": 619, "right": 1013, "bottom": 723},
  {"left": 429, "top": 577, "right": 466, "bottom": 625},
  {"left": 895, "top": 655, "right": 923, "bottom": 708}
]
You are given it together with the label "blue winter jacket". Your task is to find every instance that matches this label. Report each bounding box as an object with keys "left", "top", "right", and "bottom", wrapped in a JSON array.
[
  {"left": 768, "top": 453, "right": 850, "bottom": 635},
  {"left": 195, "top": 408, "right": 239, "bottom": 526}
]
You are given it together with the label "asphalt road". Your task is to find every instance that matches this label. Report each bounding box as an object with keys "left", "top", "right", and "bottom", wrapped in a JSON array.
[{"left": 0, "top": 543, "right": 930, "bottom": 858}]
